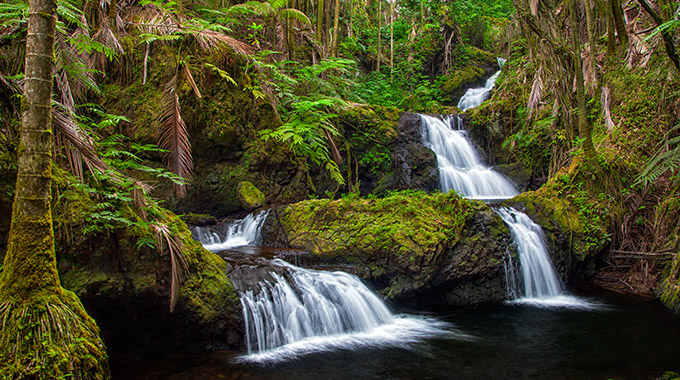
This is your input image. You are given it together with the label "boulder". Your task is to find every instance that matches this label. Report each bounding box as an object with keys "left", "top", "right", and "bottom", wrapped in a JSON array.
[
  {"left": 237, "top": 181, "right": 266, "bottom": 211},
  {"left": 262, "top": 191, "right": 513, "bottom": 306}
]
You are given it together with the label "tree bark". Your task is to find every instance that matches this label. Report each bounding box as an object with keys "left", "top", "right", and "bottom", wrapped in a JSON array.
[
  {"left": 377, "top": 0, "right": 382, "bottom": 71},
  {"left": 569, "top": 0, "right": 597, "bottom": 159},
  {"left": 333, "top": 0, "right": 340, "bottom": 56},
  {"left": 317, "top": 0, "right": 324, "bottom": 45},
  {"left": 585, "top": 0, "right": 599, "bottom": 89},
  {"left": 1, "top": 0, "right": 60, "bottom": 301},
  {"left": 611, "top": 0, "right": 628, "bottom": 49},
  {"left": 390, "top": 0, "right": 394, "bottom": 79}
]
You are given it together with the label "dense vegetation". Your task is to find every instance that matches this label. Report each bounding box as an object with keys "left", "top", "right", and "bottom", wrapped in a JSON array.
[{"left": 1, "top": 0, "right": 680, "bottom": 376}]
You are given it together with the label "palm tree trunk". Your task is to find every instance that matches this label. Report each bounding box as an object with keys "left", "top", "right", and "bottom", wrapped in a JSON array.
[{"left": 0, "top": 0, "right": 109, "bottom": 376}]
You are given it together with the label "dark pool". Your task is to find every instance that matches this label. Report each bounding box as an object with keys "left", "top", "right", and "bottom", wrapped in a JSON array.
[{"left": 113, "top": 290, "right": 680, "bottom": 380}]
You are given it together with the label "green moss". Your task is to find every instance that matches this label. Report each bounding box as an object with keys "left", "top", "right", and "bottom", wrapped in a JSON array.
[
  {"left": 0, "top": 290, "right": 110, "bottom": 380},
  {"left": 237, "top": 181, "right": 266, "bottom": 211},
  {"left": 280, "top": 191, "right": 475, "bottom": 263},
  {"left": 440, "top": 66, "right": 485, "bottom": 99}
]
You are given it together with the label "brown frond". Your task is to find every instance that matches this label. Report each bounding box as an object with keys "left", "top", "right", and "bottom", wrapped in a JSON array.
[
  {"left": 93, "top": 16, "right": 124, "bottom": 57},
  {"left": 52, "top": 106, "right": 109, "bottom": 181},
  {"left": 182, "top": 63, "right": 202, "bottom": 98},
  {"left": 601, "top": 86, "right": 615, "bottom": 131},
  {"left": 131, "top": 180, "right": 153, "bottom": 220},
  {"left": 153, "top": 222, "right": 189, "bottom": 313},
  {"left": 193, "top": 28, "right": 253, "bottom": 56},
  {"left": 530, "top": 0, "right": 540, "bottom": 16},
  {"left": 527, "top": 66, "right": 544, "bottom": 116},
  {"left": 156, "top": 74, "right": 193, "bottom": 197}
]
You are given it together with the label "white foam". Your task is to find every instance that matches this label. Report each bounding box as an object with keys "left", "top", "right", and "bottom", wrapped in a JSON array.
[
  {"left": 506, "top": 295, "right": 605, "bottom": 310},
  {"left": 235, "top": 316, "right": 461, "bottom": 364}
]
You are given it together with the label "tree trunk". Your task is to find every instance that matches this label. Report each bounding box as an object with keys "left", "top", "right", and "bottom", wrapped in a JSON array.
[
  {"left": 611, "top": 0, "right": 628, "bottom": 49},
  {"left": 390, "top": 0, "right": 394, "bottom": 79},
  {"left": 585, "top": 0, "right": 599, "bottom": 90},
  {"left": 569, "top": 0, "right": 597, "bottom": 160},
  {"left": 0, "top": 0, "right": 109, "bottom": 377},
  {"left": 333, "top": 0, "right": 340, "bottom": 56},
  {"left": 377, "top": 0, "right": 382, "bottom": 71},
  {"left": 605, "top": 0, "right": 617, "bottom": 55},
  {"left": 317, "top": 0, "right": 324, "bottom": 45}
]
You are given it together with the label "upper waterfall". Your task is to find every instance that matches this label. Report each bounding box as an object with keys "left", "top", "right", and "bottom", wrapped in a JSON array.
[
  {"left": 192, "top": 210, "right": 269, "bottom": 251},
  {"left": 420, "top": 114, "right": 518, "bottom": 200},
  {"left": 457, "top": 58, "right": 506, "bottom": 111}
]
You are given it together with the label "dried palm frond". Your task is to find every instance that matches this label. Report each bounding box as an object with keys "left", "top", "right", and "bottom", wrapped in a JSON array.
[
  {"left": 131, "top": 180, "right": 153, "bottom": 220},
  {"left": 182, "top": 63, "right": 202, "bottom": 98},
  {"left": 530, "top": 0, "right": 540, "bottom": 16},
  {"left": 52, "top": 105, "right": 109, "bottom": 181},
  {"left": 527, "top": 66, "right": 544, "bottom": 117},
  {"left": 601, "top": 86, "right": 615, "bottom": 131},
  {"left": 153, "top": 222, "right": 189, "bottom": 312},
  {"left": 192, "top": 28, "right": 253, "bottom": 55},
  {"left": 156, "top": 74, "right": 193, "bottom": 197}
]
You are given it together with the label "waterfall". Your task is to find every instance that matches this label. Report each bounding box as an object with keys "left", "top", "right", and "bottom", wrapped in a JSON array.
[
  {"left": 457, "top": 58, "right": 506, "bottom": 111},
  {"left": 193, "top": 210, "right": 269, "bottom": 251},
  {"left": 420, "top": 114, "right": 518, "bottom": 200},
  {"left": 496, "top": 207, "right": 599, "bottom": 309},
  {"left": 237, "top": 259, "right": 453, "bottom": 363}
]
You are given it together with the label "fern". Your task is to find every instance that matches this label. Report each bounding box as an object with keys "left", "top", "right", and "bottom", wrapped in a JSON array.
[{"left": 637, "top": 124, "right": 680, "bottom": 185}]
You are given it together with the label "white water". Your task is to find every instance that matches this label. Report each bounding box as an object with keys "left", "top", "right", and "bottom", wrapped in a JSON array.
[
  {"left": 195, "top": 210, "right": 269, "bottom": 251},
  {"left": 420, "top": 114, "right": 518, "bottom": 200},
  {"left": 238, "top": 259, "right": 455, "bottom": 363},
  {"left": 496, "top": 207, "right": 600, "bottom": 309},
  {"left": 457, "top": 58, "right": 506, "bottom": 111}
]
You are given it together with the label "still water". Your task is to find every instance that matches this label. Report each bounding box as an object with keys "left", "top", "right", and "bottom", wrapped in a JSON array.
[{"left": 114, "top": 290, "right": 680, "bottom": 380}]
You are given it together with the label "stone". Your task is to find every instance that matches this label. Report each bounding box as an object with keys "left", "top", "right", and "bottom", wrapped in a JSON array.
[{"left": 237, "top": 181, "right": 266, "bottom": 211}]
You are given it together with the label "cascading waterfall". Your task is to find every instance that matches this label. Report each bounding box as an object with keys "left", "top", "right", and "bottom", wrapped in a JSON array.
[
  {"left": 236, "top": 259, "right": 454, "bottom": 362},
  {"left": 193, "top": 210, "right": 270, "bottom": 251},
  {"left": 420, "top": 114, "right": 518, "bottom": 200},
  {"left": 496, "top": 207, "right": 599, "bottom": 309},
  {"left": 457, "top": 58, "right": 506, "bottom": 111}
]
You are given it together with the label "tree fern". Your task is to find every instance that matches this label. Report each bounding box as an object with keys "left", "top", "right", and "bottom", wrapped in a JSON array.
[{"left": 637, "top": 124, "right": 680, "bottom": 185}]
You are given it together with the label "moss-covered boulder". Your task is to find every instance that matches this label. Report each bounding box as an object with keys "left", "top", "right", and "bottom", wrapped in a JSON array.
[
  {"left": 57, "top": 211, "right": 242, "bottom": 360},
  {"left": 262, "top": 191, "right": 512, "bottom": 305},
  {"left": 237, "top": 181, "right": 266, "bottom": 211}
]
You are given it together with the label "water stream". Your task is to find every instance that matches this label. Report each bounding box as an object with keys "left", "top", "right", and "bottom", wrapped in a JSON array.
[
  {"left": 457, "top": 58, "right": 506, "bottom": 111},
  {"left": 193, "top": 213, "right": 453, "bottom": 363},
  {"left": 420, "top": 114, "right": 518, "bottom": 199}
]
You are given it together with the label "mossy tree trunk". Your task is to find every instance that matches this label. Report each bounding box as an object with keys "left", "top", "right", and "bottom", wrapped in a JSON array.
[
  {"left": 0, "top": 0, "right": 109, "bottom": 377},
  {"left": 569, "top": 0, "right": 597, "bottom": 161}
]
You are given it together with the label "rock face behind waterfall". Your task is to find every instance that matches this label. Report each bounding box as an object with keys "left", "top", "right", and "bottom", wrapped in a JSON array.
[{"left": 262, "top": 192, "right": 513, "bottom": 306}]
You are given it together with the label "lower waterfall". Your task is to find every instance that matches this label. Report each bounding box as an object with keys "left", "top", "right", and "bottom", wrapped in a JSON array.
[{"left": 497, "top": 207, "right": 600, "bottom": 309}]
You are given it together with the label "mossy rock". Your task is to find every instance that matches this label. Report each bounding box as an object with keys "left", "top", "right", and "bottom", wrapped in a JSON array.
[
  {"left": 57, "top": 210, "right": 242, "bottom": 360},
  {"left": 440, "top": 66, "right": 486, "bottom": 104},
  {"left": 237, "top": 181, "right": 266, "bottom": 211},
  {"left": 263, "top": 191, "right": 512, "bottom": 305}
]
